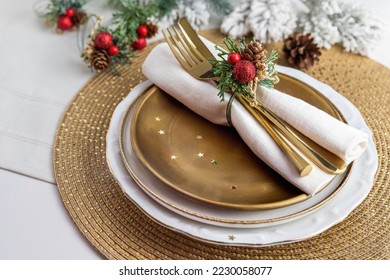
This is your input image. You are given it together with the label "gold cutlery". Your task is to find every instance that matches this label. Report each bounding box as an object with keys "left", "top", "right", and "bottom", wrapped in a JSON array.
[{"left": 162, "top": 17, "right": 346, "bottom": 176}]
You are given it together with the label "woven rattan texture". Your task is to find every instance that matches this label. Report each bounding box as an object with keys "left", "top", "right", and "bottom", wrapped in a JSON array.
[{"left": 54, "top": 30, "right": 389, "bottom": 259}]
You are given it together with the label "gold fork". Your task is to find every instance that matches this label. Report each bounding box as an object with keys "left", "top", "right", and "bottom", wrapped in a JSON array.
[{"left": 163, "top": 18, "right": 346, "bottom": 176}]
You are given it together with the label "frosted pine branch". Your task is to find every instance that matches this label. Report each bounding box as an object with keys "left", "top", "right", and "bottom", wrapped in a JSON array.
[
  {"left": 300, "top": 0, "right": 386, "bottom": 54},
  {"left": 298, "top": 0, "right": 341, "bottom": 49},
  {"left": 220, "top": 0, "right": 252, "bottom": 39},
  {"left": 247, "top": 0, "right": 297, "bottom": 43},
  {"left": 337, "top": 2, "right": 386, "bottom": 55},
  {"left": 182, "top": 1, "right": 210, "bottom": 30},
  {"left": 156, "top": 0, "right": 210, "bottom": 30}
]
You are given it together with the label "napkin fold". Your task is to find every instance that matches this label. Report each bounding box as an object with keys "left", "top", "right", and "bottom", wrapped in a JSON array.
[{"left": 142, "top": 39, "right": 368, "bottom": 195}]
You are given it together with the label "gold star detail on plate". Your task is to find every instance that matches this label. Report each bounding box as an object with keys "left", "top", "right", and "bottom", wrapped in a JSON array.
[
  {"left": 158, "top": 130, "right": 165, "bottom": 135},
  {"left": 211, "top": 159, "right": 218, "bottom": 165},
  {"left": 197, "top": 152, "right": 204, "bottom": 158},
  {"left": 196, "top": 135, "right": 203, "bottom": 140},
  {"left": 228, "top": 235, "right": 236, "bottom": 241},
  {"left": 155, "top": 116, "right": 161, "bottom": 122},
  {"left": 170, "top": 155, "right": 178, "bottom": 160}
]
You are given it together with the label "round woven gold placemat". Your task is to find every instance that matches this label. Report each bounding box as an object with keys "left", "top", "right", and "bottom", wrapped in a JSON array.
[{"left": 54, "top": 30, "right": 389, "bottom": 259}]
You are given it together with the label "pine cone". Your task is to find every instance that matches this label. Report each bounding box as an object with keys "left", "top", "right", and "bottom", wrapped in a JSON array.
[
  {"left": 86, "top": 39, "right": 95, "bottom": 56},
  {"left": 241, "top": 41, "right": 268, "bottom": 70},
  {"left": 145, "top": 22, "right": 158, "bottom": 39},
  {"left": 91, "top": 49, "right": 110, "bottom": 71},
  {"left": 283, "top": 33, "right": 321, "bottom": 69},
  {"left": 256, "top": 67, "right": 267, "bottom": 80},
  {"left": 81, "top": 38, "right": 95, "bottom": 63},
  {"left": 72, "top": 12, "right": 88, "bottom": 27}
]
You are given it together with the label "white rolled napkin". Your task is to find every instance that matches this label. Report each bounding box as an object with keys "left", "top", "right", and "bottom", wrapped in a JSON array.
[{"left": 142, "top": 39, "right": 368, "bottom": 195}]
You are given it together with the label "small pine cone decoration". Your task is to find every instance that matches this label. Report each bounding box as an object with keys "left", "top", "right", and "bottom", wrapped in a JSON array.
[
  {"left": 256, "top": 67, "right": 267, "bottom": 80},
  {"left": 81, "top": 38, "right": 95, "bottom": 63},
  {"left": 145, "top": 22, "right": 158, "bottom": 39},
  {"left": 72, "top": 12, "right": 88, "bottom": 27},
  {"left": 283, "top": 33, "right": 321, "bottom": 69},
  {"left": 241, "top": 41, "right": 268, "bottom": 70},
  {"left": 91, "top": 49, "right": 110, "bottom": 71}
]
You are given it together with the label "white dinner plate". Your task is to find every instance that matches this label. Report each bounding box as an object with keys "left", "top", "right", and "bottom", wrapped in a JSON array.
[{"left": 106, "top": 66, "right": 377, "bottom": 246}]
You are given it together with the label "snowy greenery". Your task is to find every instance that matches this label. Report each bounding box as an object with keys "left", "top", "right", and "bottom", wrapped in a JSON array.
[
  {"left": 222, "top": 0, "right": 296, "bottom": 43},
  {"left": 130, "top": 0, "right": 231, "bottom": 30},
  {"left": 220, "top": 0, "right": 386, "bottom": 56},
  {"left": 157, "top": 0, "right": 210, "bottom": 30}
]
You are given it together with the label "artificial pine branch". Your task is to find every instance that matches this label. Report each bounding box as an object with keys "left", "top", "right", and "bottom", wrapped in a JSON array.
[
  {"left": 247, "top": 0, "right": 297, "bottom": 43},
  {"left": 210, "top": 39, "right": 251, "bottom": 101},
  {"left": 183, "top": 1, "right": 210, "bottom": 30},
  {"left": 205, "top": 0, "right": 232, "bottom": 15},
  {"left": 154, "top": 0, "right": 178, "bottom": 18},
  {"left": 299, "top": 0, "right": 386, "bottom": 54},
  {"left": 209, "top": 38, "right": 278, "bottom": 101},
  {"left": 336, "top": 2, "right": 386, "bottom": 55},
  {"left": 157, "top": 0, "right": 210, "bottom": 30},
  {"left": 111, "top": 0, "right": 158, "bottom": 43},
  {"left": 220, "top": 0, "right": 252, "bottom": 39},
  {"left": 298, "top": 0, "right": 341, "bottom": 49}
]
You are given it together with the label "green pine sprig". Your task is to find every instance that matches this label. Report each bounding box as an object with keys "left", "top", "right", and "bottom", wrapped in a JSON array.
[
  {"left": 154, "top": 0, "right": 178, "bottom": 18},
  {"left": 259, "top": 49, "right": 279, "bottom": 88},
  {"left": 209, "top": 37, "right": 279, "bottom": 102},
  {"left": 111, "top": 0, "right": 158, "bottom": 43},
  {"left": 209, "top": 38, "right": 252, "bottom": 101}
]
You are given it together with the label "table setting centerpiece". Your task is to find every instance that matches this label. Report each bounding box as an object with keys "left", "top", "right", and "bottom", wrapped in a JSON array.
[
  {"left": 50, "top": 0, "right": 389, "bottom": 259},
  {"left": 99, "top": 17, "right": 376, "bottom": 247}
]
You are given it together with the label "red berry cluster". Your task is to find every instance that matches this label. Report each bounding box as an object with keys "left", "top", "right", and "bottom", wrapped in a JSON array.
[
  {"left": 131, "top": 24, "right": 149, "bottom": 50},
  {"left": 95, "top": 32, "right": 119, "bottom": 56},
  {"left": 56, "top": 7, "right": 78, "bottom": 31},
  {"left": 227, "top": 51, "right": 256, "bottom": 84}
]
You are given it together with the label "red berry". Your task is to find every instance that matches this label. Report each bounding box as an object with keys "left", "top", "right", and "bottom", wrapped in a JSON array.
[
  {"left": 131, "top": 37, "right": 147, "bottom": 50},
  {"left": 65, "top": 7, "right": 75, "bottom": 18},
  {"left": 228, "top": 52, "right": 241, "bottom": 65},
  {"left": 57, "top": 15, "right": 73, "bottom": 30},
  {"left": 233, "top": 60, "right": 256, "bottom": 83},
  {"left": 137, "top": 25, "right": 148, "bottom": 37},
  {"left": 95, "top": 32, "right": 113, "bottom": 49},
  {"left": 108, "top": 45, "right": 119, "bottom": 56}
]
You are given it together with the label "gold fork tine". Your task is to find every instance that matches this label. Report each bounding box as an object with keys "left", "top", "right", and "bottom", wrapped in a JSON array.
[
  {"left": 166, "top": 27, "right": 195, "bottom": 67},
  {"left": 177, "top": 17, "right": 215, "bottom": 59},
  {"left": 162, "top": 29, "right": 192, "bottom": 70},
  {"left": 171, "top": 25, "right": 202, "bottom": 65},
  {"left": 175, "top": 24, "right": 204, "bottom": 63}
]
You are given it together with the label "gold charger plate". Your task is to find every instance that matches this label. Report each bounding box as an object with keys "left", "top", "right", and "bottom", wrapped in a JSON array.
[{"left": 130, "top": 73, "right": 345, "bottom": 210}]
